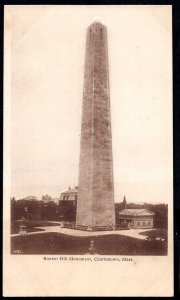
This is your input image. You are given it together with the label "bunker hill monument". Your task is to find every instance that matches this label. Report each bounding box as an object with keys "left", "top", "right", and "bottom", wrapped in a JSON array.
[{"left": 76, "top": 20, "right": 115, "bottom": 231}]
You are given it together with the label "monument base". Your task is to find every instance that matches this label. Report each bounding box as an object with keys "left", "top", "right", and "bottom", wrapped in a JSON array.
[
  {"left": 76, "top": 224, "right": 116, "bottom": 231},
  {"left": 61, "top": 222, "right": 116, "bottom": 231}
]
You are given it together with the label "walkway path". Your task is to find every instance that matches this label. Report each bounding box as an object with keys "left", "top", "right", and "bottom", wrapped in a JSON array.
[{"left": 11, "top": 226, "right": 154, "bottom": 240}]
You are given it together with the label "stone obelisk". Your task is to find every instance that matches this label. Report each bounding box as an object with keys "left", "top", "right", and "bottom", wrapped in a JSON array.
[{"left": 76, "top": 20, "right": 115, "bottom": 231}]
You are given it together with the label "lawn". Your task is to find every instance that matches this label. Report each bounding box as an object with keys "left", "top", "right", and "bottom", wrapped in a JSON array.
[
  {"left": 11, "top": 232, "right": 167, "bottom": 255},
  {"left": 11, "top": 220, "right": 59, "bottom": 234},
  {"left": 139, "top": 228, "right": 167, "bottom": 239}
]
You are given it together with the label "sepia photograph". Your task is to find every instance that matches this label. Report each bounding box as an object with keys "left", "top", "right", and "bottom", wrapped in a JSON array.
[{"left": 4, "top": 4, "right": 173, "bottom": 297}]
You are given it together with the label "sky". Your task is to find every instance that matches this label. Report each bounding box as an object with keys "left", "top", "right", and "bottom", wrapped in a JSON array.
[{"left": 6, "top": 5, "right": 172, "bottom": 203}]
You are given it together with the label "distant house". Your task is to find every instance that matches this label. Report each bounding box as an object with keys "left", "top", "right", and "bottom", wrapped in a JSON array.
[
  {"left": 51, "top": 198, "right": 60, "bottom": 204},
  {"left": 23, "top": 196, "right": 38, "bottom": 201},
  {"left": 59, "top": 187, "right": 78, "bottom": 222},
  {"left": 118, "top": 209, "right": 154, "bottom": 229},
  {"left": 59, "top": 187, "right": 78, "bottom": 201},
  {"left": 42, "top": 194, "right": 52, "bottom": 203}
]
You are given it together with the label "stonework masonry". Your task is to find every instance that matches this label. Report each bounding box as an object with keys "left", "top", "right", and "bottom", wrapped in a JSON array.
[{"left": 76, "top": 21, "right": 115, "bottom": 231}]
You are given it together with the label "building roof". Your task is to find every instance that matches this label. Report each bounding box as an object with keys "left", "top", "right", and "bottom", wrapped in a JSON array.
[
  {"left": 23, "top": 196, "right": 38, "bottom": 201},
  {"left": 119, "top": 209, "right": 154, "bottom": 216},
  {"left": 61, "top": 188, "right": 78, "bottom": 194}
]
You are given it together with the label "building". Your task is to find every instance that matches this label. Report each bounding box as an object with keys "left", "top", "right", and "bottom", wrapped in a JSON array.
[
  {"left": 118, "top": 209, "right": 154, "bottom": 229},
  {"left": 59, "top": 187, "right": 78, "bottom": 201},
  {"left": 76, "top": 20, "right": 115, "bottom": 231},
  {"left": 51, "top": 198, "right": 60, "bottom": 204},
  {"left": 42, "top": 194, "right": 52, "bottom": 203},
  {"left": 23, "top": 196, "right": 38, "bottom": 201},
  {"left": 59, "top": 187, "right": 77, "bottom": 222}
]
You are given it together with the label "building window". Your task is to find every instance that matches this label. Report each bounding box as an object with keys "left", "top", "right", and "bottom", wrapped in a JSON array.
[
  {"left": 143, "top": 222, "right": 145, "bottom": 226},
  {"left": 138, "top": 222, "right": 140, "bottom": 226},
  {"left": 148, "top": 222, "right": 151, "bottom": 225}
]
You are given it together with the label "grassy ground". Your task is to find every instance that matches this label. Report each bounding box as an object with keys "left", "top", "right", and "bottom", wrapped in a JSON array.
[
  {"left": 11, "top": 232, "right": 167, "bottom": 255},
  {"left": 139, "top": 228, "right": 167, "bottom": 239},
  {"left": 11, "top": 220, "right": 59, "bottom": 234}
]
